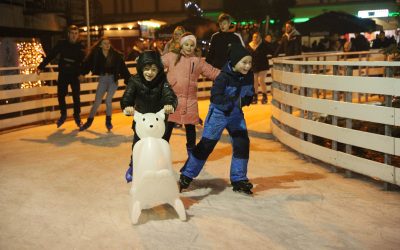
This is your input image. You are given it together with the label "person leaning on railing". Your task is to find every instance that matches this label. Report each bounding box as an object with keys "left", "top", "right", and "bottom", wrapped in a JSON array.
[{"left": 37, "top": 25, "right": 85, "bottom": 128}]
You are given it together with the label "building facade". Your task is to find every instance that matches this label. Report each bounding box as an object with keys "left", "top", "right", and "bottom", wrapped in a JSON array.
[{"left": 98, "top": 0, "right": 223, "bottom": 24}]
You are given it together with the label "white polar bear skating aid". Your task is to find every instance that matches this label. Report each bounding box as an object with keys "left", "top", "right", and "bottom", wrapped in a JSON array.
[{"left": 129, "top": 109, "right": 186, "bottom": 224}]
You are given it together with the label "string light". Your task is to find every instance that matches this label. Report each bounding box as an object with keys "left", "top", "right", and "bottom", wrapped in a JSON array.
[
  {"left": 184, "top": 1, "right": 203, "bottom": 16},
  {"left": 17, "top": 39, "right": 44, "bottom": 88}
]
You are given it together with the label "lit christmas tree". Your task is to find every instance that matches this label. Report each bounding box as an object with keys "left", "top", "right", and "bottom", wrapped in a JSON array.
[{"left": 17, "top": 39, "right": 45, "bottom": 88}]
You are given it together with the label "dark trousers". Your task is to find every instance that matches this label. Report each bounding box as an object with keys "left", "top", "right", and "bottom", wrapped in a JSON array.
[
  {"left": 57, "top": 73, "right": 81, "bottom": 116},
  {"left": 163, "top": 121, "right": 196, "bottom": 149}
]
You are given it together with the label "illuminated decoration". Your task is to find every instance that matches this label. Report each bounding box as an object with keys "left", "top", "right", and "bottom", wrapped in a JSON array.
[
  {"left": 16, "top": 39, "right": 44, "bottom": 88},
  {"left": 138, "top": 20, "right": 163, "bottom": 28},
  {"left": 389, "top": 12, "right": 400, "bottom": 17},
  {"left": 262, "top": 19, "right": 275, "bottom": 24},
  {"left": 293, "top": 17, "right": 310, "bottom": 23},
  {"left": 184, "top": 1, "right": 203, "bottom": 16},
  {"left": 358, "top": 9, "right": 389, "bottom": 18}
]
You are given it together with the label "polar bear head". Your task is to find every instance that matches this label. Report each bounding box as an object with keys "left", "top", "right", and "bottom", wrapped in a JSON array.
[{"left": 134, "top": 109, "right": 165, "bottom": 139}]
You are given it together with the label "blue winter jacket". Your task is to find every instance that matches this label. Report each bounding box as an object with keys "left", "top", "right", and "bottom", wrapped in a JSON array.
[{"left": 210, "top": 62, "right": 254, "bottom": 113}]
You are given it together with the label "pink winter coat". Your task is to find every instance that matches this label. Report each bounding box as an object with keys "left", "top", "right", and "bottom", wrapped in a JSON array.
[{"left": 162, "top": 52, "right": 220, "bottom": 125}]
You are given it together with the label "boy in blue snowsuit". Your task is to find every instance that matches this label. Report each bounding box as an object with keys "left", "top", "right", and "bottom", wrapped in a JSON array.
[{"left": 179, "top": 43, "right": 255, "bottom": 195}]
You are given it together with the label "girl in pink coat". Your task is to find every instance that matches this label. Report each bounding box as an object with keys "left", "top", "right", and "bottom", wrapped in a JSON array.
[{"left": 162, "top": 32, "right": 220, "bottom": 155}]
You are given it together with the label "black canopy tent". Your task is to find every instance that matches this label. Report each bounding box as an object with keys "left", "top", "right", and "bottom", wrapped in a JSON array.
[{"left": 297, "top": 11, "right": 381, "bottom": 35}]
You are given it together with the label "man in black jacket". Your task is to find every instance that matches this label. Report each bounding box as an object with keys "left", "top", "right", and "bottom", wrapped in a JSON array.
[
  {"left": 275, "top": 21, "right": 302, "bottom": 57},
  {"left": 37, "top": 25, "right": 85, "bottom": 128},
  {"left": 206, "top": 13, "right": 245, "bottom": 69}
]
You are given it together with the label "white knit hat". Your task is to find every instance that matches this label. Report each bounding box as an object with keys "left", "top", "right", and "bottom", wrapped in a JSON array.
[{"left": 180, "top": 34, "right": 197, "bottom": 47}]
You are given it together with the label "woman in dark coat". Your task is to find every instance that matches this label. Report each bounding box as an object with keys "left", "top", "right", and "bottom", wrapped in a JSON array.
[
  {"left": 248, "top": 32, "right": 272, "bottom": 104},
  {"left": 80, "top": 37, "right": 131, "bottom": 131}
]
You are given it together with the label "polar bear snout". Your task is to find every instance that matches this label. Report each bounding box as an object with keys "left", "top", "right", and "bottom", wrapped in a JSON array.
[{"left": 134, "top": 110, "right": 166, "bottom": 139}]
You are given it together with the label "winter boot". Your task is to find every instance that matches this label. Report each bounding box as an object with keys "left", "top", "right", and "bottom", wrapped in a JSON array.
[
  {"left": 261, "top": 93, "right": 268, "bottom": 104},
  {"left": 106, "top": 116, "right": 113, "bottom": 131},
  {"left": 231, "top": 180, "right": 253, "bottom": 195},
  {"left": 179, "top": 174, "right": 193, "bottom": 192},
  {"left": 125, "top": 160, "right": 133, "bottom": 183},
  {"left": 251, "top": 94, "right": 258, "bottom": 104},
  {"left": 80, "top": 117, "right": 94, "bottom": 131},
  {"left": 56, "top": 114, "right": 67, "bottom": 128},
  {"left": 73, "top": 114, "right": 82, "bottom": 128}
]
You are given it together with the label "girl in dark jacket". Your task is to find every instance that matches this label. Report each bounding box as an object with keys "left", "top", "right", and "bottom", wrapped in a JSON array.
[
  {"left": 121, "top": 50, "right": 178, "bottom": 182},
  {"left": 248, "top": 32, "right": 272, "bottom": 104},
  {"left": 80, "top": 37, "right": 131, "bottom": 131}
]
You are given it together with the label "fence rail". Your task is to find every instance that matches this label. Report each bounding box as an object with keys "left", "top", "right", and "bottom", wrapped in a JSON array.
[
  {"left": 271, "top": 50, "right": 400, "bottom": 186},
  {"left": 0, "top": 61, "right": 216, "bottom": 130}
]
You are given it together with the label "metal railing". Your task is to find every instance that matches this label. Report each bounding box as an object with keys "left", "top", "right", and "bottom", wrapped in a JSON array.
[{"left": 271, "top": 50, "right": 400, "bottom": 186}]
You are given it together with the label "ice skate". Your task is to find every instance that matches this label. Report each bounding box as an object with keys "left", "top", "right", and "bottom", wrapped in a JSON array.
[
  {"left": 261, "top": 93, "right": 268, "bottom": 104},
  {"left": 106, "top": 116, "right": 113, "bottom": 131},
  {"left": 56, "top": 114, "right": 67, "bottom": 128},
  {"left": 232, "top": 180, "right": 253, "bottom": 195},
  {"left": 179, "top": 174, "right": 193, "bottom": 192},
  {"left": 125, "top": 161, "right": 133, "bottom": 183},
  {"left": 80, "top": 117, "right": 93, "bottom": 131},
  {"left": 73, "top": 114, "right": 82, "bottom": 128},
  {"left": 251, "top": 94, "right": 258, "bottom": 104}
]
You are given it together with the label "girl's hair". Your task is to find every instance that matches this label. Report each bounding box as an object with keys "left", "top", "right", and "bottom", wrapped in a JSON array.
[
  {"left": 218, "top": 13, "right": 231, "bottom": 23},
  {"left": 173, "top": 26, "right": 185, "bottom": 37},
  {"left": 174, "top": 32, "right": 200, "bottom": 65},
  {"left": 90, "top": 36, "right": 113, "bottom": 51},
  {"left": 85, "top": 36, "right": 120, "bottom": 63}
]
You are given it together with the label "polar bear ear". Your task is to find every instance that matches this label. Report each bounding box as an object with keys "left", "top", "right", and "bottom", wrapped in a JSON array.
[
  {"left": 134, "top": 110, "right": 143, "bottom": 121},
  {"left": 156, "top": 109, "right": 165, "bottom": 121}
]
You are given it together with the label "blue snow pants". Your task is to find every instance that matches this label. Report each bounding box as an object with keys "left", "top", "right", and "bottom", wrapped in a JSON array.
[{"left": 180, "top": 104, "right": 250, "bottom": 182}]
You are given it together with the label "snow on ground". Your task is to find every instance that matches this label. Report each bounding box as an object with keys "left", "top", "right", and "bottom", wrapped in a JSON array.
[{"left": 0, "top": 100, "right": 399, "bottom": 250}]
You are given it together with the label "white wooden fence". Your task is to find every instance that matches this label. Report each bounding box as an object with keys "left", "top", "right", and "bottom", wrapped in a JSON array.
[
  {"left": 271, "top": 50, "right": 400, "bottom": 186},
  {"left": 0, "top": 62, "right": 216, "bottom": 130}
]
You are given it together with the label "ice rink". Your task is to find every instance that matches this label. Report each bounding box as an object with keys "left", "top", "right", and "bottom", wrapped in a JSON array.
[{"left": 1, "top": 100, "right": 399, "bottom": 249}]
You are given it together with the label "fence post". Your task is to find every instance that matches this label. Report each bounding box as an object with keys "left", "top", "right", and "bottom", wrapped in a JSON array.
[
  {"left": 345, "top": 66, "right": 353, "bottom": 178},
  {"left": 306, "top": 65, "right": 313, "bottom": 143},
  {"left": 384, "top": 67, "right": 393, "bottom": 167},
  {"left": 300, "top": 65, "right": 307, "bottom": 141}
]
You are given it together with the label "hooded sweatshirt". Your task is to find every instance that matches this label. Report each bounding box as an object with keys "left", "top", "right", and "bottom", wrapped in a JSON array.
[{"left": 121, "top": 51, "right": 177, "bottom": 116}]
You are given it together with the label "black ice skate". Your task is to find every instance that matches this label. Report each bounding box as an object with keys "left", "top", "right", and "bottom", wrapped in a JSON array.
[
  {"left": 105, "top": 116, "right": 113, "bottom": 131},
  {"left": 56, "top": 114, "right": 67, "bottom": 128},
  {"left": 261, "top": 93, "right": 268, "bottom": 104},
  {"left": 179, "top": 174, "right": 193, "bottom": 192},
  {"left": 251, "top": 94, "right": 258, "bottom": 104},
  {"left": 231, "top": 180, "right": 253, "bottom": 195},
  {"left": 73, "top": 114, "right": 82, "bottom": 128},
  {"left": 80, "top": 117, "right": 94, "bottom": 131}
]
